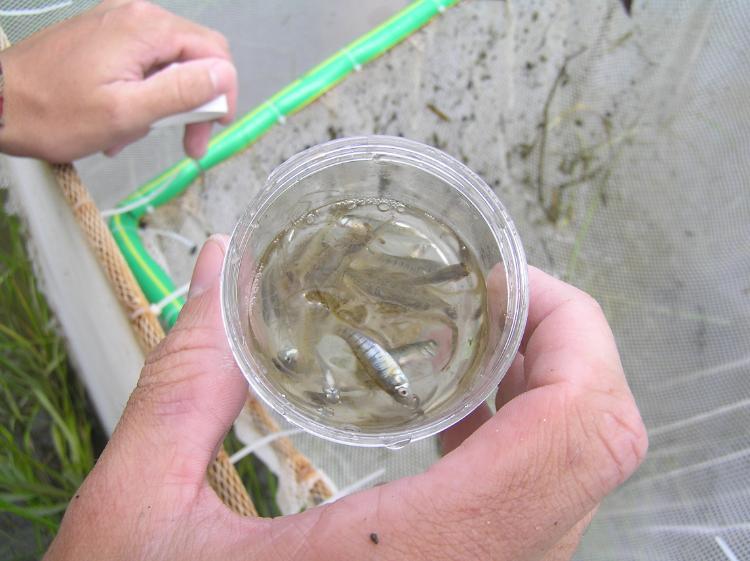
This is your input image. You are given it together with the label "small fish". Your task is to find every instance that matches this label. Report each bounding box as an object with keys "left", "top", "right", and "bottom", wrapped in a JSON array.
[
  {"left": 304, "top": 390, "right": 340, "bottom": 408},
  {"left": 305, "top": 289, "right": 367, "bottom": 325},
  {"left": 338, "top": 327, "right": 419, "bottom": 407},
  {"left": 346, "top": 269, "right": 457, "bottom": 319},
  {"left": 413, "top": 263, "right": 469, "bottom": 285},
  {"left": 260, "top": 257, "right": 298, "bottom": 326},
  {"left": 273, "top": 346, "right": 299, "bottom": 375},
  {"left": 304, "top": 386, "right": 367, "bottom": 407},
  {"left": 408, "top": 311, "right": 459, "bottom": 371},
  {"left": 373, "top": 301, "right": 409, "bottom": 315},
  {"left": 389, "top": 339, "right": 438, "bottom": 365},
  {"left": 336, "top": 215, "right": 372, "bottom": 236},
  {"left": 303, "top": 216, "right": 375, "bottom": 287},
  {"left": 314, "top": 349, "right": 342, "bottom": 404},
  {"left": 294, "top": 299, "right": 329, "bottom": 373},
  {"left": 259, "top": 260, "right": 303, "bottom": 370},
  {"left": 364, "top": 250, "right": 446, "bottom": 277}
]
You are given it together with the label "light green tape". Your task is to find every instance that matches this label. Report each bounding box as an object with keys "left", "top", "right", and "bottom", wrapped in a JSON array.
[{"left": 109, "top": 0, "right": 460, "bottom": 327}]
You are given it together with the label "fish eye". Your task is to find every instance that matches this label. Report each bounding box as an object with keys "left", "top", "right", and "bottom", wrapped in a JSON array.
[{"left": 398, "top": 388, "right": 408, "bottom": 396}]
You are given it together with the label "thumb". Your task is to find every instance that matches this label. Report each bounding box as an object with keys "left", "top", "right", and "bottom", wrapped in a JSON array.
[
  {"left": 113, "top": 235, "right": 248, "bottom": 486},
  {"left": 129, "top": 58, "right": 236, "bottom": 126}
]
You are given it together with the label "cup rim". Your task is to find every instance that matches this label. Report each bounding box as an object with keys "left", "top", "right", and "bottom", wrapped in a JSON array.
[{"left": 222, "top": 135, "right": 528, "bottom": 447}]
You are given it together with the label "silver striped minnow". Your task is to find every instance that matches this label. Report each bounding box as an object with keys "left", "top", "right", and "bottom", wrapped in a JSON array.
[{"left": 338, "top": 327, "right": 419, "bottom": 407}]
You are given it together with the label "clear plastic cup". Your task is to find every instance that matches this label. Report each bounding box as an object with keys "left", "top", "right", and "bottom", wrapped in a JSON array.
[{"left": 222, "top": 136, "right": 528, "bottom": 447}]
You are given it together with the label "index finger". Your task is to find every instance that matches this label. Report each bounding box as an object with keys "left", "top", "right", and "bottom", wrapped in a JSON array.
[{"left": 519, "top": 266, "right": 626, "bottom": 394}]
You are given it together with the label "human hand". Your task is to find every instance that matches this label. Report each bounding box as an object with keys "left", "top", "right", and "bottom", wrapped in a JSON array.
[
  {"left": 0, "top": 0, "right": 237, "bottom": 162},
  {"left": 44, "top": 237, "right": 647, "bottom": 561}
]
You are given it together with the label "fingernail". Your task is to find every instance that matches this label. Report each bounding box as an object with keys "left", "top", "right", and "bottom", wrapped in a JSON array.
[
  {"left": 188, "top": 235, "right": 228, "bottom": 299},
  {"left": 209, "top": 59, "right": 234, "bottom": 93}
]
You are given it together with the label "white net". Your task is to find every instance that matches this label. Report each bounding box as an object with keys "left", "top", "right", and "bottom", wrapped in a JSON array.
[{"left": 5, "top": 1, "right": 750, "bottom": 559}]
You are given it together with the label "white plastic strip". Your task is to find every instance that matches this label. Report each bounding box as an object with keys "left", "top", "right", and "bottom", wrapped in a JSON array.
[
  {"left": 229, "top": 429, "right": 304, "bottom": 464},
  {"left": 152, "top": 94, "right": 228, "bottom": 128},
  {"left": 267, "top": 101, "right": 286, "bottom": 124},
  {"left": 149, "top": 283, "right": 189, "bottom": 315},
  {"left": 344, "top": 49, "right": 362, "bottom": 72},
  {"left": 146, "top": 228, "right": 198, "bottom": 252},
  {"left": 715, "top": 536, "right": 740, "bottom": 561}
]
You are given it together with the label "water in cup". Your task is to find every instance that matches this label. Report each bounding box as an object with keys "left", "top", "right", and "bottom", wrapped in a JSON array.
[{"left": 249, "top": 197, "right": 490, "bottom": 431}]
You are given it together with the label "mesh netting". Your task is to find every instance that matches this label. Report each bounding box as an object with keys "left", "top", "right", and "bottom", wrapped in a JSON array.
[{"left": 5, "top": 1, "right": 750, "bottom": 559}]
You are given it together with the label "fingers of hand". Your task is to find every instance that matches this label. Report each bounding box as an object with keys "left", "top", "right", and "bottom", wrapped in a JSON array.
[
  {"left": 521, "top": 267, "right": 627, "bottom": 398},
  {"left": 127, "top": 58, "right": 237, "bottom": 127},
  {"left": 411, "top": 383, "right": 644, "bottom": 560},
  {"left": 522, "top": 267, "right": 614, "bottom": 356},
  {"left": 116, "top": 236, "right": 248, "bottom": 486},
  {"left": 99, "top": 1, "right": 237, "bottom": 130}
]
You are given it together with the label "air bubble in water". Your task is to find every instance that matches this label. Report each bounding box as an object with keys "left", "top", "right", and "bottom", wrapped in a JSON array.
[
  {"left": 385, "top": 437, "right": 412, "bottom": 450},
  {"left": 377, "top": 201, "right": 390, "bottom": 212}
]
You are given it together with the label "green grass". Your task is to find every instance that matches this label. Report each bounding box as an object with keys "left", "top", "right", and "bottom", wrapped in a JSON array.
[
  {"left": 0, "top": 202, "right": 99, "bottom": 560},
  {"left": 223, "top": 430, "right": 282, "bottom": 518},
  {"left": 0, "top": 200, "right": 280, "bottom": 559}
]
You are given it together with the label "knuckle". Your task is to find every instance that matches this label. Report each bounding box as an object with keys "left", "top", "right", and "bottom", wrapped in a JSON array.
[
  {"left": 144, "top": 324, "right": 218, "bottom": 368},
  {"left": 133, "top": 363, "right": 202, "bottom": 419},
  {"left": 570, "top": 388, "right": 648, "bottom": 496},
  {"left": 102, "top": 91, "right": 130, "bottom": 133},
  {"left": 600, "top": 402, "right": 649, "bottom": 481}
]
